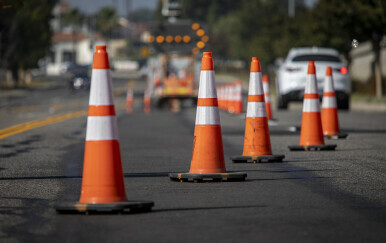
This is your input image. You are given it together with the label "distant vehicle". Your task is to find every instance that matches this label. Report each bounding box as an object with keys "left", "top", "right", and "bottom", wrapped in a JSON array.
[
  {"left": 276, "top": 47, "right": 350, "bottom": 110},
  {"left": 69, "top": 72, "right": 90, "bottom": 90},
  {"left": 149, "top": 53, "right": 198, "bottom": 109}
]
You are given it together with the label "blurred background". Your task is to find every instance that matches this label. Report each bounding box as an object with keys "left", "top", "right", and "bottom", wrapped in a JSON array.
[{"left": 0, "top": 0, "right": 385, "bottom": 103}]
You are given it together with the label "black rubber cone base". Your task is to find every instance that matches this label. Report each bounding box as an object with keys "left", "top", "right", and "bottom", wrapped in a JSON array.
[
  {"left": 231, "top": 154, "right": 285, "bottom": 163},
  {"left": 55, "top": 200, "right": 154, "bottom": 214},
  {"left": 288, "top": 144, "right": 337, "bottom": 151},
  {"left": 325, "top": 133, "right": 348, "bottom": 140},
  {"left": 169, "top": 172, "right": 247, "bottom": 182}
]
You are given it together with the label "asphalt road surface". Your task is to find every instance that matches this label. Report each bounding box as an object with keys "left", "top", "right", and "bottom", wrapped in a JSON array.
[{"left": 0, "top": 75, "right": 386, "bottom": 243}]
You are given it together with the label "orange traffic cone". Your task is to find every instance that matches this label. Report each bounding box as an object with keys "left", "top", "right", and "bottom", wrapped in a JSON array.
[
  {"left": 225, "top": 83, "right": 231, "bottom": 112},
  {"left": 144, "top": 88, "right": 151, "bottom": 113},
  {"left": 321, "top": 66, "right": 348, "bottom": 139},
  {"left": 262, "top": 75, "right": 274, "bottom": 120},
  {"left": 55, "top": 46, "right": 153, "bottom": 213},
  {"left": 231, "top": 58, "right": 284, "bottom": 163},
  {"left": 169, "top": 52, "right": 246, "bottom": 182},
  {"left": 289, "top": 61, "right": 336, "bottom": 151},
  {"left": 233, "top": 80, "right": 243, "bottom": 114},
  {"left": 217, "top": 85, "right": 222, "bottom": 109},
  {"left": 126, "top": 88, "right": 134, "bottom": 114}
]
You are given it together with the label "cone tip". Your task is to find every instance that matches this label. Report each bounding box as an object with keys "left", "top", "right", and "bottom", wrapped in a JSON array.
[
  {"left": 250, "top": 57, "right": 261, "bottom": 72},
  {"left": 252, "top": 57, "right": 259, "bottom": 61},
  {"left": 326, "top": 66, "right": 332, "bottom": 76},
  {"left": 201, "top": 52, "right": 214, "bottom": 70},
  {"left": 262, "top": 74, "right": 268, "bottom": 82},
  {"left": 307, "top": 61, "right": 315, "bottom": 74},
  {"left": 93, "top": 45, "right": 110, "bottom": 69},
  {"left": 203, "top": 52, "right": 212, "bottom": 57},
  {"left": 96, "top": 45, "right": 107, "bottom": 51}
]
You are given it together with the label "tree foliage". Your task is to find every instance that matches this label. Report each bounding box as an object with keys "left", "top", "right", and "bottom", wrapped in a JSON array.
[
  {"left": 181, "top": 0, "right": 385, "bottom": 63},
  {"left": 0, "top": 0, "right": 57, "bottom": 81},
  {"left": 94, "top": 7, "right": 118, "bottom": 39}
]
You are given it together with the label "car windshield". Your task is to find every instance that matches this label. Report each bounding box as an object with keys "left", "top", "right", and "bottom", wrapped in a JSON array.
[{"left": 292, "top": 54, "right": 341, "bottom": 62}]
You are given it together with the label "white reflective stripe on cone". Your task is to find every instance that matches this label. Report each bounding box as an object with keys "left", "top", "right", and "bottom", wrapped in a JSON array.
[
  {"left": 322, "top": 97, "right": 337, "bottom": 108},
  {"left": 225, "top": 86, "right": 230, "bottom": 100},
  {"left": 263, "top": 83, "right": 270, "bottom": 93},
  {"left": 126, "top": 89, "right": 133, "bottom": 99},
  {"left": 86, "top": 116, "right": 119, "bottom": 141},
  {"left": 89, "top": 69, "right": 114, "bottom": 106},
  {"left": 323, "top": 76, "right": 335, "bottom": 92},
  {"left": 230, "top": 86, "right": 237, "bottom": 101},
  {"left": 198, "top": 71, "right": 217, "bottom": 98},
  {"left": 248, "top": 72, "right": 264, "bottom": 95},
  {"left": 246, "top": 102, "right": 267, "bottom": 118},
  {"left": 305, "top": 74, "right": 318, "bottom": 94},
  {"left": 265, "top": 95, "right": 271, "bottom": 103},
  {"left": 303, "top": 99, "right": 321, "bottom": 112},
  {"left": 195, "top": 106, "right": 220, "bottom": 125}
]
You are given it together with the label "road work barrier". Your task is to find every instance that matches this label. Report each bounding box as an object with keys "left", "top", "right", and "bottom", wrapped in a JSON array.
[
  {"left": 169, "top": 52, "right": 247, "bottom": 182},
  {"left": 55, "top": 45, "right": 154, "bottom": 214},
  {"left": 289, "top": 61, "right": 336, "bottom": 151},
  {"left": 217, "top": 81, "right": 243, "bottom": 115},
  {"left": 322, "top": 66, "right": 348, "bottom": 139},
  {"left": 231, "top": 57, "right": 284, "bottom": 163}
]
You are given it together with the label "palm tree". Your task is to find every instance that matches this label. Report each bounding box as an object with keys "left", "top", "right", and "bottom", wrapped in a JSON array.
[
  {"left": 61, "top": 8, "right": 84, "bottom": 63},
  {"left": 95, "top": 7, "right": 118, "bottom": 40}
]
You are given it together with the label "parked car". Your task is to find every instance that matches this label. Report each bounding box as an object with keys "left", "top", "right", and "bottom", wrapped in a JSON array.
[
  {"left": 69, "top": 72, "right": 90, "bottom": 90},
  {"left": 276, "top": 47, "right": 350, "bottom": 110}
]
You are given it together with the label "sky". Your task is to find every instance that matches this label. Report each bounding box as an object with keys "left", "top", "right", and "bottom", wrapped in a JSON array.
[{"left": 65, "top": 0, "right": 159, "bottom": 16}]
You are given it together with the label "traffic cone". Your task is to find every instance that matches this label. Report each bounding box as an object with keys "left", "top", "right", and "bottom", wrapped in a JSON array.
[
  {"left": 233, "top": 80, "right": 243, "bottom": 114},
  {"left": 289, "top": 61, "right": 336, "bottom": 151},
  {"left": 231, "top": 57, "right": 284, "bottom": 163},
  {"left": 169, "top": 52, "right": 246, "bottom": 182},
  {"left": 225, "top": 84, "right": 231, "bottom": 112},
  {"left": 262, "top": 75, "right": 274, "bottom": 120},
  {"left": 144, "top": 88, "right": 151, "bottom": 113},
  {"left": 126, "top": 88, "right": 134, "bottom": 114},
  {"left": 217, "top": 85, "right": 222, "bottom": 109},
  {"left": 321, "top": 66, "right": 348, "bottom": 139},
  {"left": 55, "top": 46, "right": 153, "bottom": 214},
  {"left": 220, "top": 85, "right": 225, "bottom": 110}
]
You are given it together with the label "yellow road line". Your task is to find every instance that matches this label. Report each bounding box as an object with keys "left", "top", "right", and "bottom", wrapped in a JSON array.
[{"left": 0, "top": 110, "right": 87, "bottom": 140}]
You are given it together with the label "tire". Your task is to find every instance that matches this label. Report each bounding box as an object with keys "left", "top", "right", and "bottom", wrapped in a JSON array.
[
  {"left": 337, "top": 94, "right": 350, "bottom": 110},
  {"left": 277, "top": 95, "right": 288, "bottom": 110}
]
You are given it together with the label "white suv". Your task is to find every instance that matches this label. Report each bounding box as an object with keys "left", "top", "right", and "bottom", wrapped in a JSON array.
[{"left": 276, "top": 47, "right": 350, "bottom": 110}]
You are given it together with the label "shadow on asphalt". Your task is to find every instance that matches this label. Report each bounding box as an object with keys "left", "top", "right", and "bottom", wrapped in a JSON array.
[
  {"left": 246, "top": 176, "right": 330, "bottom": 182},
  {"left": 1, "top": 135, "right": 43, "bottom": 159},
  {"left": 341, "top": 129, "right": 386, "bottom": 134},
  {"left": 152, "top": 205, "right": 266, "bottom": 213},
  {"left": 0, "top": 147, "right": 35, "bottom": 158},
  {"left": 0, "top": 175, "right": 82, "bottom": 180},
  {"left": 0, "top": 172, "right": 171, "bottom": 180},
  {"left": 124, "top": 172, "right": 170, "bottom": 178}
]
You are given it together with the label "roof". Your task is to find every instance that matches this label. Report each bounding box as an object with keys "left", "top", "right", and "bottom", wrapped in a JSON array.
[
  {"left": 51, "top": 32, "right": 104, "bottom": 43},
  {"left": 287, "top": 47, "right": 340, "bottom": 58}
]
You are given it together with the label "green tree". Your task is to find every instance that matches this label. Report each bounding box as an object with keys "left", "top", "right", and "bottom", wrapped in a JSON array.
[
  {"left": 299, "top": 0, "right": 386, "bottom": 97},
  {"left": 94, "top": 7, "right": 118, "bottom": 39},
  {"left": 0, "top": 0, "right": 57, "bottom": 86},
  {"left": 61, "top": 8, "right": 84, "bottom": 63}
]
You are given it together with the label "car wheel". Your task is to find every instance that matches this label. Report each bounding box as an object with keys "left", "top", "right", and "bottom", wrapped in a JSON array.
[
  {"left": 337, "top": 94, "right": 350, "bottom": 110},
  {"left": 277, "top": 95, "right": 288, "bottom": 110}
]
